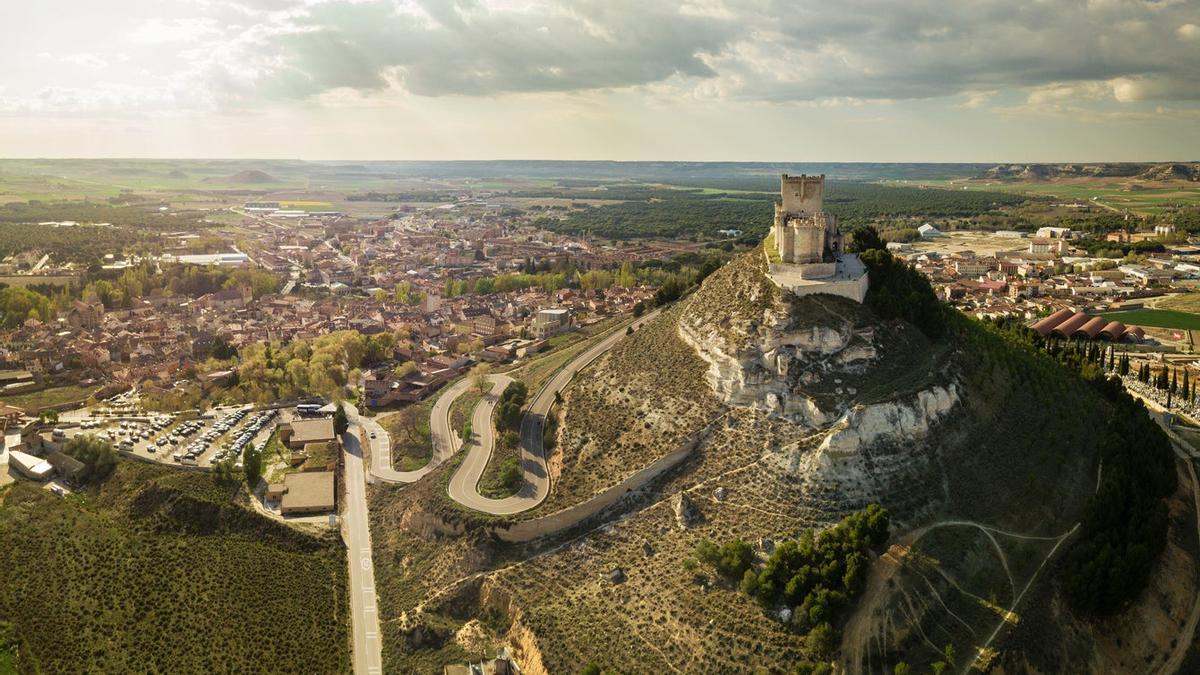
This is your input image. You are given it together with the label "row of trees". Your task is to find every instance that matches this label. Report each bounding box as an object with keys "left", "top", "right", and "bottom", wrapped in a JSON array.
[
  {"left": 221, "top": 330, "right": 398, "bottom": 405},
  {"left": 82, "top": 263, "right": 279, "bottom": 310}
]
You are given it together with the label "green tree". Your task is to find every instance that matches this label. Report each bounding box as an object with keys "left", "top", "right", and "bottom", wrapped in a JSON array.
[
  {"left": 61, "top": 434, "right": 117, "bottom": 484},
  {"left": 334, "top": 403, "right": 349, "bottom": 435},
  {"left": 242, "top": 443, "right": 264, "bottom": 487},
  {"left": 849, "top": 224, "right": 886, "bottom": 253}
]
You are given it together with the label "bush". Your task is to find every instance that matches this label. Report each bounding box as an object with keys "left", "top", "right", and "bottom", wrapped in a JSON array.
[
  {"left": 695, "top": 538, "right": 755, "bottom": 580},
  {"left": 497, "top": 459, "right": 522, "bottom": 493},
  {"left": 61, "top": 434, "right": 117, "bottom": 484}
]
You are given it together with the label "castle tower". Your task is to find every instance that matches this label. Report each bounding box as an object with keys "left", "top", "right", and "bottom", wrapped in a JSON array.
[
  {"left": 774, "top": 174, "right": 838, "bottom": 264},
  {"left": 780, "top": 174, "right": 824, "bottom": 215}
]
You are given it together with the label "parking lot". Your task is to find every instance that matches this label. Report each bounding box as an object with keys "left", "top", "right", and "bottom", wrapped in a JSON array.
[{"left": 59, "top": 401, "right": 281, "bottom": 470}]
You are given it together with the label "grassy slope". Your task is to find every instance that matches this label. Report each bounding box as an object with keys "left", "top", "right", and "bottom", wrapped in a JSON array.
[{"left": 0, "top": 463, "right": 349, "bottom": 674}]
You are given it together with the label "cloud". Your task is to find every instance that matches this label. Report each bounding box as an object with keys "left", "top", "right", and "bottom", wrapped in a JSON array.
[
  {"left": 58, "top": 53, "right": 109, "bottom": 69},
  {"left": 129, "top": 17, "right": 221, "bottom": 45},
  {"left": 4, "top": 0, "right": 1200, "bottom": 117}
]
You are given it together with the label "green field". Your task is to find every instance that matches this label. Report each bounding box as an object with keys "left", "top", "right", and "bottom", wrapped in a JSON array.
[
  {"left": 1099, "top": 308, "right": 1200, "bottom": 330},
  {"left": 0, "top": 463, "right": 349, "bottom": 673},
  {"left": 0, "top": 383, "right": 96, "bottom": 411}
]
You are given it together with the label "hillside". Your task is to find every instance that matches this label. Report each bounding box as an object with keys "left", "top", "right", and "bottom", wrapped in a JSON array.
[
  {"left": 205, "top": 169, "right": 278, "bottom": 184},
  {"left": 366, "top": 247, "right": 1186, "bottom": 673},
  {"left": 0, "top": 463, "right": 349, "bottom": 673},
  {"left": 981, "top": 162, "right": 1200, "bottom": 182}
]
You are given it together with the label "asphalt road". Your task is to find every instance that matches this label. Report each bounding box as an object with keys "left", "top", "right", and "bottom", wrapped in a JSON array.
[
  {"left": 446, "top": 375, "right": 521, "bottom": 513},
  {"left": 440, "top": 309, "right": 662, "bottom": 515},
  {"left": 340, "top": 430, "right": 383, "bottom": 675}
]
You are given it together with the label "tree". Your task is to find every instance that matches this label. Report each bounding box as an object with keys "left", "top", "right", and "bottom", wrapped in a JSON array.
[
  {"left": 849, "top": 224, "right": 885, "bottom": 253},
  {"left": 37, "top": 409, "right": 59, "bottom": 426},
  {"left": 61, "top": 434, "right": 117, "bottom": 484},
  {"left": 334, "top": 403, "right": 350, "bottom": 435},
  {"left": 243, "top": 443, "right": 264, "bottom": 487},
  {"left": 210, "top": 335, "right": 238, "bottom": 360},
  {"left": 943, "top": 643, "right": 956, "bottom": 667},
  {"left": 471, "top": 363, "right": 491, "bottom": 394},
  {"left": 497, "top": 458, "right": 522, "bottom": 492}
]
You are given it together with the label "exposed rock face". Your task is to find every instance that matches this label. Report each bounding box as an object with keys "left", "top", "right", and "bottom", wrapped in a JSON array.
[
  {"left": 673, "top": 491, "right": 699, "bottom": 529},
  {"left": 765, "top": 384, "right": 960, "bottom": 506},
  {"left": 678, "top": 253, "right": 881, "bottom": 428},
  {"left": 816, "top": 384, "right": 959, "bottom": 460}
]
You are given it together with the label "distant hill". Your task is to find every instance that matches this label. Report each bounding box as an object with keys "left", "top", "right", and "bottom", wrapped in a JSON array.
[
  {"left": 165, "top": 169, "right": 188, "bottom": 179},
  {"left": 981, "top": 162, "right": 1199, "bottom": 182},
  {"left": 1138, "top": 162, "right": 1200, "bottom": 181},
  {"left": 204, "top": 169, "right": 278, "bottom": 184}
]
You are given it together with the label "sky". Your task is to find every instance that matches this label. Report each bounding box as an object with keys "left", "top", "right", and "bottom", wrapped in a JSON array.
[{"left": 2, "top": 0, "right": 1199, "bottom": 162}]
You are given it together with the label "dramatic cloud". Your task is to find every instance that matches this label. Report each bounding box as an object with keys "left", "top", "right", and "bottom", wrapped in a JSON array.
[
  {"left": 4, "top": 0, "right": 1199, "bottom": 113},
  {"left": 2, "top": 0, "right": 1199, "bottom": 159},
  {"left": 195, "top": 0, "right": 1200, "bottom": 106}
]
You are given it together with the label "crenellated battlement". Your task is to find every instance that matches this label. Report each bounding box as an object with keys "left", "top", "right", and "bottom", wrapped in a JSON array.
[{"left": 779, "top": 173, "right": 825, "bottom": 215}]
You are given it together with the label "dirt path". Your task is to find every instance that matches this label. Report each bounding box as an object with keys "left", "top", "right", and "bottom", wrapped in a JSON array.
[{"left": 840, "top": 518, "right": 1079, "bottom": 674}]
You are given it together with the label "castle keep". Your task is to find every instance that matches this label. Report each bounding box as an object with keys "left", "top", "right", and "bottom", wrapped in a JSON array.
[
  {"left": 766, "top": 174, "right": 868, "bottom": 303},
  {"left": 773, "top": 174, "right": 843, "bottom": 264}
]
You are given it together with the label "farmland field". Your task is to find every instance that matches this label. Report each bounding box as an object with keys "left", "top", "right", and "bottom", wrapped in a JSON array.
[
  {"left": 915, "top": 178, "right": 1200, "bottom": 215},
  {"left": 1099, "top": 308, "right": 1200, "bottom": 331}
]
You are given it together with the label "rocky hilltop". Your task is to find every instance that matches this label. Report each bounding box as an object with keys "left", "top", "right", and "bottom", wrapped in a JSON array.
[{"left": 370, "top": 247, "right": 1196, "bottom": 673}]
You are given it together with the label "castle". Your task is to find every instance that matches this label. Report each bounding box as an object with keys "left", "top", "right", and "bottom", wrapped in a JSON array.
[
  {"left": 766, "top": 174, "right": 868, "bottom": 303},
  {"left": 773, "top": 174, "right": 843, "bottom": 264}
]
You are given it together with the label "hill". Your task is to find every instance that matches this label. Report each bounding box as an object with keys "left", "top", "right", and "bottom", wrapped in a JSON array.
[
  {"left": 365, "top": 246, "right": 1186, "bottom": 673},
  {"left": 0, "top": 462, "right": 349, "bottom": 673},
  {"left": 981, "top": 162, "right": 1200, "bottom": 182},
  {"left": 205, "top": 169, "right": 278, "bottom": 184}
]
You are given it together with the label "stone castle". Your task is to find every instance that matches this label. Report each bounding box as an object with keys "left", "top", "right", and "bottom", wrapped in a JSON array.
[
  {"left": 773, "top": 174, "right": 843, "bottom": 264},
  {"left": 766, "top": 174, "right": 868, "bottom": 303}
]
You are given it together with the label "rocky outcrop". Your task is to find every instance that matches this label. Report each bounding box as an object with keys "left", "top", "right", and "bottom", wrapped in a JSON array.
[
  {"left": 679, "top": 294, "right": 878, "bottom": 428},
  {"left": 765, "top": 384, "right": 959, "bottom": 505},
  {"left": 673, "top": 491, "right": 700, "bottom": 528},
  {"left": 816, "top": 384, "right": 959, "bottom": 460}
]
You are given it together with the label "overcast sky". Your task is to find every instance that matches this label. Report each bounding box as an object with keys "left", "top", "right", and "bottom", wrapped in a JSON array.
[{"left": 2, "top": 0, "right": 1199, "bottom": 161}]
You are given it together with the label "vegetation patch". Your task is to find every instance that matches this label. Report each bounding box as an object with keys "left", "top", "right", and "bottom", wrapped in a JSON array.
[
  {"left": 0, "top": 462, "right": 348, "bottom": 674},
  {"left": 381, "top": 398, "right": 437, "bottom": 472}
]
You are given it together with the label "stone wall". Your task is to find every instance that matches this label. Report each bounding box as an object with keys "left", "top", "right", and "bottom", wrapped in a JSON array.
[{"left": 491, "top": 434, "right": 701, "bottom": 543}]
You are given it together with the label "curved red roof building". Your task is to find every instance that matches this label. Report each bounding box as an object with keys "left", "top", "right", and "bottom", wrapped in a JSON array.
[
  {"left": 1075, "top": 316, "right": 1108, "bottom": 339},
  {"left": 1031, "top": 308, "right": 1075, "bottom": 336},
  {"left": 1099, "top": 320, "right": 1126, "bottom": 341},
  {"left": 1051, "top": 312, "right": 1091, "bottom": 338}
]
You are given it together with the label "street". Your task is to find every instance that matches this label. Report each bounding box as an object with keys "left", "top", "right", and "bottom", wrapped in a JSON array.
[{"left": 341, "top": 430, "right": 383, "bottom": 675}]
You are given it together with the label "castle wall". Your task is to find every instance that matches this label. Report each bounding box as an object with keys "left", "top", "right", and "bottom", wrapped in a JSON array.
[{"left": 792, "top": 223, "right": 825, "bottom": 264}]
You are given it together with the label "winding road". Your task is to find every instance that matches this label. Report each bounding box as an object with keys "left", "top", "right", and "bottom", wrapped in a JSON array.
[
  {"left": 351, "top": 308, "right": 660, "bottom": 514},
  {"left": 337, "top": 309, "right": 657, "bottom": 673}
]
